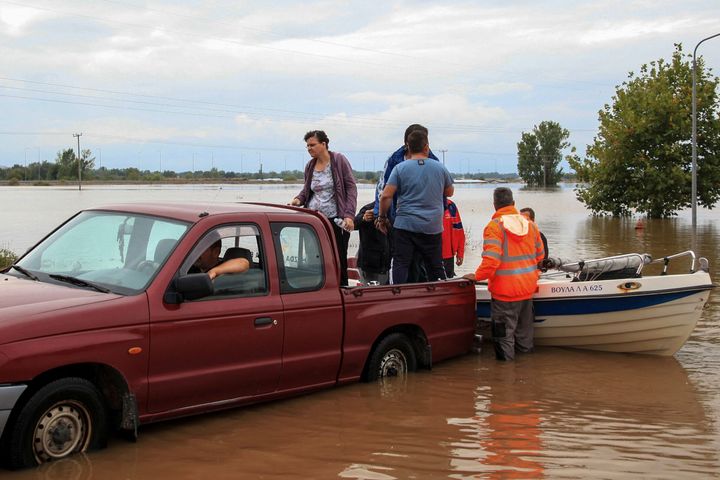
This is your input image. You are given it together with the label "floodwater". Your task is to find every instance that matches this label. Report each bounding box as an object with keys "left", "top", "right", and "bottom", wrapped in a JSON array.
[{"left": 1, "top": 183, "right": 719, "bottom": 479}]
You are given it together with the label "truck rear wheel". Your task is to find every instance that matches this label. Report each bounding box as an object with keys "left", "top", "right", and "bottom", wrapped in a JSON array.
[
  {"left": 367, "top": 333, "right": 417, "bottom": 381},
  {"left": 6, "top": 378, "right": 108, "bottom": 469}
]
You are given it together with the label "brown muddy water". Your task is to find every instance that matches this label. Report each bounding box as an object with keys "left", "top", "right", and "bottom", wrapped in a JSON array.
[{"left": 1, "top": 184, "right": 719, "bottom": 479}]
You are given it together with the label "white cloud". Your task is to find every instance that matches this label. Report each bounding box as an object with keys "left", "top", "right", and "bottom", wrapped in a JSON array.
[
  {"left": 2, "top": 0, "right": 720, "bottom": 172},
  {"left": 0, "top": 5, "right": 45, "bottom": 35}
]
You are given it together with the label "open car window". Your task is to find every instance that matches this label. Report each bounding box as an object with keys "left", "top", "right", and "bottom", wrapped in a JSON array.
[{"left": 180, "top": 224, "right": 268, "bottom": 299}]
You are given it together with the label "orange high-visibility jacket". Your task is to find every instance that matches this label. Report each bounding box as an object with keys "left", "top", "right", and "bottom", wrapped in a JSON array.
[{"left": 474, "top": 205, "right": 545, "bottom": 302}]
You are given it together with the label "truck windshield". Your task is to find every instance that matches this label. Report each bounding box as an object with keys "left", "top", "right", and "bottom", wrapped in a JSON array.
[{"left": 13, "top": 210, "right": 190, "bottom": 295}]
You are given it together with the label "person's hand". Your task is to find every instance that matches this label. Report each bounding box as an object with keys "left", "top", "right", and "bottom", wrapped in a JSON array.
[
  {"left": 362, "top": 210, "right": 374, "bottom": 222},
  {"left": 289, "top": 198, "right": 301, "bottom": 206},
  {"left": 375, "top": 216, "right": 390, "bottom": 234},
  {"left": 343, "top": 217, "right": 355, "bottom": 231},
  {"left": 207, "top": 269, "right": 218, "bottom": 280},
  {"left": 462, "top": 273, "right": 476, "bottom": 281},
  {"left": 456, "top": 256, "right": 464, "bottom": 266}
]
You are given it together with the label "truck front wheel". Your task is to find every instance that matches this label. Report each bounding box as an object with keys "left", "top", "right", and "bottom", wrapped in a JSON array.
[
  {"left": 6, "top": 378, "right": 108, "bottom": 469},
  {"left": 367, "top": 333, "right": 417, "bottom": 381}
]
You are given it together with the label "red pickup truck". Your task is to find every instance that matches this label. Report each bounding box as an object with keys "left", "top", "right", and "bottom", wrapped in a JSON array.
[{"left": 0, "top": 202, "right": 476, "bottom": 469}]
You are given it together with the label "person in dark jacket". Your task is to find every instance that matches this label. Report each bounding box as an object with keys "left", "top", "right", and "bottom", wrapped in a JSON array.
[
  {"left": 354, "top": 202, "right": 390, "bottom": 284},
  {"left": 520, "top": 207, "right": 549, "bottom": 260}
]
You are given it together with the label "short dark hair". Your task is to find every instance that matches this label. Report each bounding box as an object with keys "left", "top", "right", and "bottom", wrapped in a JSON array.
[
  {"left": 304, "top": 130, "right": 329, "bottom": 146},
  {"left": 406, "top": 130, "right": 428, "bottom": 155},
  {"left": 404, "top": 124, "right": 428, "bottom": 143},
  {"left": 493, "top": 187, "right": 514, "bottom": 209},
  {"left": 519, "top": 207, "right": 535, "bottom": 221}
]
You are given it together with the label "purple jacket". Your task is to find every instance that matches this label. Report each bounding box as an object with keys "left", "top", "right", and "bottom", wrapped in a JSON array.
[{"left": 295, "top": 151, "right": 358, "bottom": 219}]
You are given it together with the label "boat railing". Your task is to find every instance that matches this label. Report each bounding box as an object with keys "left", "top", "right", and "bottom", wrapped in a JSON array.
[
  {"left": 647, "top": 250, "right": 706, "bottom": 275},
  {"left": 541, "top": 250, "right": 706, "bottom": 281}
]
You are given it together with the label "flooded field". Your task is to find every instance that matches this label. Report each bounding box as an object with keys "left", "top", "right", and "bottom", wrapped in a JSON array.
[{"left": 1, "top": 183, "right": 718, "bottom": 479}]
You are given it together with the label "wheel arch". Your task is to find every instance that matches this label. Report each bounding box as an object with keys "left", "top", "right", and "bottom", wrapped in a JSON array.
[
  {"left": 361, "top": 324, "right": 431, "bottom": 381},
  {"left": 1, "top": 362, "right": 132, "bottom": 445}
]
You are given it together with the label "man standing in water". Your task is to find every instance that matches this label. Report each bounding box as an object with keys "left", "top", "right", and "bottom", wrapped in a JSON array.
[{"left": 464, "top": 188, "right": 545, "bottom": 361}]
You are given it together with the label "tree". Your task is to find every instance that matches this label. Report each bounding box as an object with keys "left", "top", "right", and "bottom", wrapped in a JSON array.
[
  {"left": 517, "top": 121, "right": 569, "bottom": 187},
  {"left": 55, "top": 148, "right": 96, "bottom": 180},
  {"left": 55, "top": 148, "right": 76, "bottom": 179},
  {"left": 569, "top": 44, "right": 720, "bottom": 217}
]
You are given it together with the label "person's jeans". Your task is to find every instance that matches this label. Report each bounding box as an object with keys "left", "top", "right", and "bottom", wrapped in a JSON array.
[{"left": 390, "top": 228, "right": 445, "bottom": 284}]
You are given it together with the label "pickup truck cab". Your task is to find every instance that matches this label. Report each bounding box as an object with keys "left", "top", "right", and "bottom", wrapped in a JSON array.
[{"left": 0, "top": 202, "right": 475, "bottom": 469}]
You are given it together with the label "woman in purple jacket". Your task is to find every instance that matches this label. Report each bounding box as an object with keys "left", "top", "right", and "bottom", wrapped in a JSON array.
[{"left": 291, "top": 130, "right": 358, "bottom": 286}]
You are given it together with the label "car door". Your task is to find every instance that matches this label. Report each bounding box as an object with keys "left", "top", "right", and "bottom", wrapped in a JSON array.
[
  {"left": 146, "top": 219, "right": 284, "bottom": 413},
  {"left": 270, "top": 219, "right": 344, "bottom": 391}
]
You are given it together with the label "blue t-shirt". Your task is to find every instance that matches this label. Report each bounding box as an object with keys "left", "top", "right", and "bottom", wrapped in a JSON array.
[{"left": 387, "top": 158, "right": 453, "bottom": 234}]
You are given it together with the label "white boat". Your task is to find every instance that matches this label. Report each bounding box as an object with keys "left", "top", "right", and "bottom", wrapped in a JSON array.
[{"left": 475, "top": 251, "right": 714, "bottom": 356}]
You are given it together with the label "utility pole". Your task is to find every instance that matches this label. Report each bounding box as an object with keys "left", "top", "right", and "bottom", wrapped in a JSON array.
[
  {"left": 692, "top": 32, "right": 720, "bottom": 238},
  {"left": 23, "top": 147, "right": 29, "bottom": 182},
  {"left": 73, "top": 133, "right": 83, "bottom": 191},
  {"left": 439, "top": 149, "right": 447, "bottom": 165}
]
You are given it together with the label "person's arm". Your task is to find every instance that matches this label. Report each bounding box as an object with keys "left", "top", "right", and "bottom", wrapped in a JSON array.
[
  {"left": 207, "top": 258, "right": 249, "bottom": 280},
  {"left": 375, "top": 184, "right": 396, "bottom": 234},
  {"left": 463, "top": 222, "right": 501, "bottom": 281},
  {"left": 533, "top": 224, "right": 546, "bottom": 264},
  {"left": 443, "top": 167, "right": 454, "bottom": 197},
  {"left": 292, "top": 161, "right": 312, "bottom": 206},
  {"left": 354, "top": 206, "right": 366, "bottom": 229}
]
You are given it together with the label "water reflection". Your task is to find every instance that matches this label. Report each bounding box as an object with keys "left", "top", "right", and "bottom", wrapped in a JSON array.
[{"left": 447, "top": 350, "right": 715, "bottom": 478}]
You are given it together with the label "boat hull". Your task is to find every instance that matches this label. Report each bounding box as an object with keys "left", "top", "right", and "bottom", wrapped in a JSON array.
[{"left": 475, "top": 271, "right": 713, "bottom": 356}]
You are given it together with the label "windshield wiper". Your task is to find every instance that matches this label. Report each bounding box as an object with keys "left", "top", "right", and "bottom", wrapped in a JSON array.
[
  {"left": 11, "top": 265, "right": 39, "bottom": 281},
  {"left": 49, "top": 274, "right": 112, "bottom": 293}
]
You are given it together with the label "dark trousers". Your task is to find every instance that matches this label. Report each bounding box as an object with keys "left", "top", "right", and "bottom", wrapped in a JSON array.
[
  {"left": 331, "top": 221, "right": 350, "bottom": 286},
  {"left": 490, "top": 298, "right": 535, "bottom": 361},
  {"left": 443, "top": 257, "right": 455, "bottom": 278},
  {"left": 390, "top": 228, "right": 445, "bottom": 284}
]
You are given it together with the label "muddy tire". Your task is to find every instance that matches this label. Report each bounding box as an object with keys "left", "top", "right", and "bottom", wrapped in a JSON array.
[
  {"left": 6, "top": 378, "right": 108, "bottom": 469},
  {"left": 366, "top": 333, "right": 417, "bottom": 381}
]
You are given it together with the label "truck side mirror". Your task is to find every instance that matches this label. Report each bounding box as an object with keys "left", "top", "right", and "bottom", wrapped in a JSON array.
[{"left": 166, "top": 273, "right": 214, "bottom": 303}]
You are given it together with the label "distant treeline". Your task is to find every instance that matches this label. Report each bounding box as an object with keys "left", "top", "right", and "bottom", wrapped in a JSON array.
[{"left": 0, "top": 162, "right": 536, "bottom": 184}]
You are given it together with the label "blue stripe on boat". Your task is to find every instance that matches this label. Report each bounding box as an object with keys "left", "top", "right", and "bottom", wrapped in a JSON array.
[{"left": 475, "top": 289, "right": 702, "bottom": 319}]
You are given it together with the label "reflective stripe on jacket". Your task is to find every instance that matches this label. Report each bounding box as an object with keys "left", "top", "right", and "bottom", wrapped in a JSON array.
[{"left": 475, "top": 205, "right": 545, "bottom": 302}]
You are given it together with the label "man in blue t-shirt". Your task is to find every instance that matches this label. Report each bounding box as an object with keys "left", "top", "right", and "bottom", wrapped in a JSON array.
[{"left": 376, "top": 130, "right": 454, "bottom": 284}]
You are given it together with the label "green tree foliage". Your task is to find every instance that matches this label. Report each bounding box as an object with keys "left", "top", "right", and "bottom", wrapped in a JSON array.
[
  {"left": 0, "top": 247, "right": 18, "bottom": 269},
  {"left": 55, "top": 148, "right": 96, "bottom": 180},
  {"left": 569, "top": 44, "right": 720, "bottom": 217},
  {"left": 517, "top": 121, "right": 569, "bottom": 187}
]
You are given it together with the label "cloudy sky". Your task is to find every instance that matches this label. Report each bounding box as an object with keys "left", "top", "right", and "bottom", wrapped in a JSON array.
[{"left": 1, "top": 0, "right": 719, "bottom": 174}]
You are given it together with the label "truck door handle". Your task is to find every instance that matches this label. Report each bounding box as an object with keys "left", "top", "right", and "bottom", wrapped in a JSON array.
[{"left": 254, "top": 317, "right": 274, "bottom": 327}]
